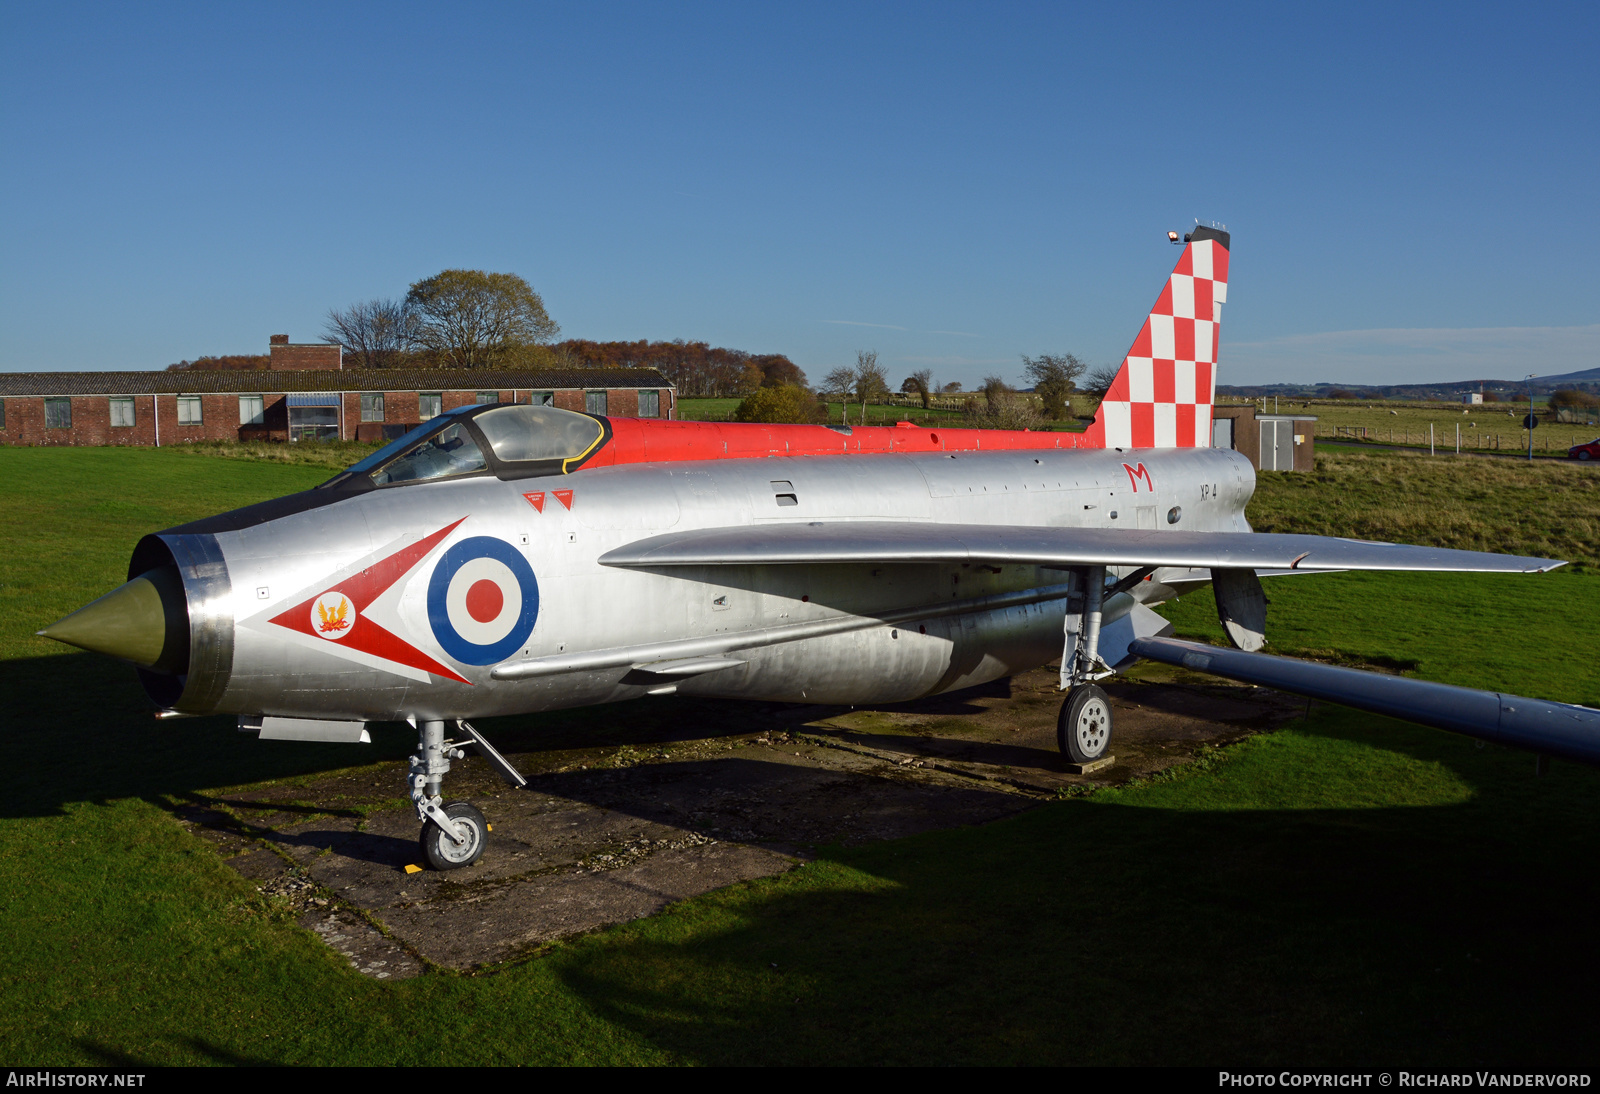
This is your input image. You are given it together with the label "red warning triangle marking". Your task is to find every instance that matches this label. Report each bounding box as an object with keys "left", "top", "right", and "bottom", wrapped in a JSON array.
[
  {"left": 553, "top": 489, "right": 574, "bottom": 510},
  {"left": 523, "top": 491, "right": 545, "bottom": 513},
  {"left": 268, "top": 517, "right": 472, "bottom": 684}
]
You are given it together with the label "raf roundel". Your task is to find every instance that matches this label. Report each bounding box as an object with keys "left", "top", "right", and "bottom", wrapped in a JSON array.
[{"left": 426, "top": 537, "right": 540, "bottom": 666}]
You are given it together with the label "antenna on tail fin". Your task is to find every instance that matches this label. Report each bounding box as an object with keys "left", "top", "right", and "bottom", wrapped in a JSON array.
[{"left": 1080, "top": 227, "right": 1231, "bottom": 450}]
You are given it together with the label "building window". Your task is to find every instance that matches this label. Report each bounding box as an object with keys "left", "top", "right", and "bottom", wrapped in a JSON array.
[
  {"left": 109, "top": 397, "right": 136, "bottom": 428},
  {"left": 476, "top": 391, "right": 499, "bottom": 405},
  {"left": 239, "top": 395, "right": 265, "bottom": 426},
  {"left": 45, "top": 398, "right": 71, "bottom": 429},
  {"left": 0, "top": 399, "right": 7, "bottom": 429},
  {"left": 419, "top": 393, "right": 443, "bottom": 420},
  {"left": 361, "top": 393, "right": 385, "bottom": 422},
  {"left": 638, "top": 390, "right": 660, "bottom": 418},
  {"left": 289, "top": 406, "right": 339, "bottom": 442},
  {"left": 177, "top": 395, "right": 203, "bottom": 424},
  {"left": 585, "top": 391, "right": 608, "bottom": 416},
  {"left": 530, "top": 391, "right": 554, "bottom": 406}
]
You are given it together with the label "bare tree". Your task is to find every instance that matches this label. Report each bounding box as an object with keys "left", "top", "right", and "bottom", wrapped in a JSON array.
[
  {"left": 1084, "top": 363, "right": 1121, "bottom": 397},
  {"left": 853, "top": 350, "right": 889, "bottom": 416},
  {"left": 323, "top": 298, "right": 416, "bottom": 369},
  {"left": 822, "top": 367, "right": 857, "bottom": 400}
]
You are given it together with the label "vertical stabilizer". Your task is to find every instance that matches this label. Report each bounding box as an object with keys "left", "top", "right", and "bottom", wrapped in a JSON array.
[{"left": 1080, "top": 227, "right": 1231, "bottom": 449}]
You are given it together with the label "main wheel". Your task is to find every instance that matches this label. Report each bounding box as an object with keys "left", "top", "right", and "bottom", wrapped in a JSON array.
[
  {"left": 420, "top": 801, "right": 487, "bottom": 870},
  {"left": 1057, "top": 685, "right": 1113, "bottom": 765},
  {"left": 1579, "top": 450, "right": 1592, "bottom": 461}
]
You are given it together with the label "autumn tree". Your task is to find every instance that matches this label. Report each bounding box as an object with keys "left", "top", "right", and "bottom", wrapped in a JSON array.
[
  {"left": 1021, "top": 353, "right": 1085, "bottom": 420},
  {"left": 733, "top": 384, "right": 828, "bottom": 424},
  {"left": 323, "top": 298, "right": 416, "bottom": 369},
  {"left": 166, "top": 355, "right": 270, "bottom": 372},
  {"left": 405, "top": 270, "right": 559, "bottom": 368},
  {"left": 965, "top": 375, "right": 1043, "bottom": 430},
  {"left": 900, "top": 368, "right": 934, "bottom": 409},
  {"left": 558, "top": 339, "right": 802, "bottom": 396},
  {"left": 1550, "top": 389, "right": 1599, "bottom": 410},
  {"left": 982, "top": 374, "right": 1012, "bottom": 412}
]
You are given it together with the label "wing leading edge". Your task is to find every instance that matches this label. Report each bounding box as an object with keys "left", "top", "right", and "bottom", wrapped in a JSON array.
[{"left": 599, "top": 522, "right": 1565, "bottom": 574}]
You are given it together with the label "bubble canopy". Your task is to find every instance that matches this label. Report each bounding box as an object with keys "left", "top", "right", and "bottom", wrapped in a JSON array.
[
  {"left": 331, "top": 403, "right": 609, "bottom": 489},
  {"left": 472, "top": 404, "right": 605, "bottom": 465}
]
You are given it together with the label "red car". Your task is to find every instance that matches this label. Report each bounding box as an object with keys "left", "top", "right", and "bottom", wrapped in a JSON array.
[{"left": 1570, "top": 438, "right": 1600, "bottom": 461}]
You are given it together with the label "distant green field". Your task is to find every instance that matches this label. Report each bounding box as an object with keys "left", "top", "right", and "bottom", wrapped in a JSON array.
[
  {"left": 1, "top": 445, "right": 1596, "bottom": 1065},
  {"left": 1240, "top": 397, "right": 1599, "bottom": 454}
]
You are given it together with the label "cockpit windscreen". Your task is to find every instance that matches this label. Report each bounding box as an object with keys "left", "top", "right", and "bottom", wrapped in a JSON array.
[{"left": 368, "top": 422, "right": 488, "bottom": 485}]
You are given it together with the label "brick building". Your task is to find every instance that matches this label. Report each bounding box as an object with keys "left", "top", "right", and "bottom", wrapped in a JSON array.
[{"left": 0, "top": 337, "right": 675, "bottom": 447}]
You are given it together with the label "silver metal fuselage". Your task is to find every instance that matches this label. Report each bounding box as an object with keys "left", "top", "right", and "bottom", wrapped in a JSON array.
[{"left": 159, "top": 446, "right": 1255, "bottom": 722}]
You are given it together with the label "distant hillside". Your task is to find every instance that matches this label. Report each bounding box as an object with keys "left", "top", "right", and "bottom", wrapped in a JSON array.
[{"left": 1219, "top": 366, "right": 1600, "bottom": 401}]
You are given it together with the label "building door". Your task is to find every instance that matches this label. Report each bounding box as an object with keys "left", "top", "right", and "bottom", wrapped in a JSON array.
[
  {"left": 1259, "top": 420, "right": 1292, "bottom": 470},
  {"left": 1211, "top": 416, "right": 1234, "bottom": 449}
]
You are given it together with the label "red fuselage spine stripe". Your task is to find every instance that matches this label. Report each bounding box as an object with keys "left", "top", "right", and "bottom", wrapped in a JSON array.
[{"left": 586, "top": 419, "right": 1094, "bottom": 468}]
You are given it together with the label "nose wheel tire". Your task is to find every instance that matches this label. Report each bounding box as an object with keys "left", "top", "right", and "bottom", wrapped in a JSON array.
[
  {"left": 420, "top": 801, "right": 487, "bottom": 870},
  {"left": 1058, "top": 685, "right": 1113, "bottom": 765}
]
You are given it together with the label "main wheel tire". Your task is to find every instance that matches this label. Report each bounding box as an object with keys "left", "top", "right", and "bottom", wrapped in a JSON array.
[
  {"left": 1057, "top": 685, "right": 1113, "bottom": 765},
  {"left": 420, "top": 801, "right": 487, "bottom": 870},
  {"left": 1579, "top": 451, "right": 1591, "bottom": 461}
]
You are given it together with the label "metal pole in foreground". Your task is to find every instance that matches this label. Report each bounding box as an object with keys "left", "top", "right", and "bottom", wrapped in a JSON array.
[{"left": 1527, "top": 373, "right": 1535, "bottom": 461}]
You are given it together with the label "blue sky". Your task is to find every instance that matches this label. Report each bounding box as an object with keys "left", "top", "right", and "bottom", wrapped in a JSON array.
[{"left": 2, "top": 1, "right": 1595, "bottom": 387}]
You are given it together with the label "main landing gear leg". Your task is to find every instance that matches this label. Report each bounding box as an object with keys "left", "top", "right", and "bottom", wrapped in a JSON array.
[{"left": 1058, "top": 566, "right": 1114, "bottom": 766}]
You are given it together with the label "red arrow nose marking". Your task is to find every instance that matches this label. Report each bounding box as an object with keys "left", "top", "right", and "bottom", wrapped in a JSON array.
[{"left": 269, "top": 517, "right": 473, "bottom": 684}]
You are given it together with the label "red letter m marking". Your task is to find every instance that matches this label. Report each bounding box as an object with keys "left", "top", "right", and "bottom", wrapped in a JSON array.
[{"left": 1123, "top": 462, "right": 1153, "bottom": 492}]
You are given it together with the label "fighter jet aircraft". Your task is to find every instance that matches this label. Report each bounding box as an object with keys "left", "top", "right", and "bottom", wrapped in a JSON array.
[{"left": 40, "top": 227, "right": 1593, "bottom": 870}]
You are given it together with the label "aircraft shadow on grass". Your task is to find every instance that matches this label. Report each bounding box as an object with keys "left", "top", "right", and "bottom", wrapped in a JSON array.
[
  {"left": 16, "top": 653, "right": 1600, "bottom": 1064},
  {"left": 1, "top": 651, "right": 1007, "bottom": 820},
  {"left": 545, "top": 782, "right": 1600, "bottom": 1067}
]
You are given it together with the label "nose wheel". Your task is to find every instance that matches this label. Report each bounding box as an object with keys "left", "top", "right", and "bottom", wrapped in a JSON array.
[
  {"left": 420, "top": 801, "right": 487, "bottom": 870},
  {"left": 1058, "top": 684, "right": 1113, "bottom": 765}
]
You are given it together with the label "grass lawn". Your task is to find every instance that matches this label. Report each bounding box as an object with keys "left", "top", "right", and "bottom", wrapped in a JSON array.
[{"left": 0, "top": 445, "right": 1596, "bottom": 1065}]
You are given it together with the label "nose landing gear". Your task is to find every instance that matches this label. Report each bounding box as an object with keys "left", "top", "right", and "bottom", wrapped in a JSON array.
[
  {"left": 409, "top": 718, "right": 527, "bottom": 870},
  {"left": 420, "top": 801, "right": 488, "bottom": 869}
]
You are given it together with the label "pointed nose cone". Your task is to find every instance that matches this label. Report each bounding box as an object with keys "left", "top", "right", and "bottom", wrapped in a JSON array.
[{"left": 37, "top": 568, "right": 189, "bottom": 672}]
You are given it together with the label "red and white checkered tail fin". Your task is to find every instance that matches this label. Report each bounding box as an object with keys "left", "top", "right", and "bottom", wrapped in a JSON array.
[{"left": 1081, "top": 226, "right": 1230, "bottom": 449}]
